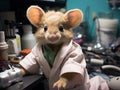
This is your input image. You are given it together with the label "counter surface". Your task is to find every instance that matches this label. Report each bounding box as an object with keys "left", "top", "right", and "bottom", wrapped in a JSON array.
[{"left": 2, "top": 74, "right": 46, "bottom": 90}]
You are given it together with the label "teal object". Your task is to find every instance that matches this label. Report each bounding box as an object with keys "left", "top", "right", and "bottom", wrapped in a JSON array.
[
  {"left": 66, "top": 0, "right": 120, "bottom": 41},
  {"left": 42, "top": 45, "right": 57, "bottom": 67}
]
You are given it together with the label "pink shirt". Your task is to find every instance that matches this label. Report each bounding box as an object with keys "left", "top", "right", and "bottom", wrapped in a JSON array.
[{"left": 20, "top": 40, "right": 109, "bottom": 90}]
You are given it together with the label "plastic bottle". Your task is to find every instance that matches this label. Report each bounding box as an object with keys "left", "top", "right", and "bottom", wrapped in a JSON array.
[
  {"left": 21, "top": 25, "right": 36, "bottom": 49},
  {"left": 0, "top": 31, "right": 8, "bottom": 61},
  {"left": 0, "top": 31, "right": 8, "bottom": 71},
  {"left": 6, "top": 21, "right": 19, "bottom": 56},
  {"left": 7, "top": 38, "right": 18, "bottom": 56},
  {"left": 15, "top": 28, "right": 21, "bottom": 54}
]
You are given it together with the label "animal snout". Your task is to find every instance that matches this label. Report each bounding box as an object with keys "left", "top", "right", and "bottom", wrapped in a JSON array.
[{"left": 48, "top": 35, "right": 59, "bottom": 42}]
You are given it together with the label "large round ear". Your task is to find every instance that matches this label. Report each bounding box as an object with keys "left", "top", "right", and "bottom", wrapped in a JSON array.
[
  {"left": 64, "top": 9, "right": 83, "bottom": 29},
  {"left": 26, "top": 5, "right": 45, "bottom": 27}
]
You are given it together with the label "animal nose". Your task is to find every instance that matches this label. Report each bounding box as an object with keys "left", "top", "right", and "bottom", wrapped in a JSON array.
[{"left": 48, "top": 35, "right": 59, "bottom": 42}]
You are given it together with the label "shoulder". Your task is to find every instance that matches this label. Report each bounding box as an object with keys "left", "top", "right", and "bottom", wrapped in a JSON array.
[
  {"left": 71, "top": 40, "right": 82, "bottom": 51},
  {"left": 31, "top": 43, "right": 42, "bottom": 55}
]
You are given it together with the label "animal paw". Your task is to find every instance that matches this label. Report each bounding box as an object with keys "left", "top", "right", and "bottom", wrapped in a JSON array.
[{"left": 53, "top": 77, "right": 68, "bottom": 89}]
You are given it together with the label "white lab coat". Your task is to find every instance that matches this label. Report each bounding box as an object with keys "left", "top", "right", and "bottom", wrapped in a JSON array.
[{"left": 20, "top": 40, "right": 109, "bottom": 90}]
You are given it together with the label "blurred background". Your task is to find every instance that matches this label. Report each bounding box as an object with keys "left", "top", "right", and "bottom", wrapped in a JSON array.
[{"left": 0, "top": 0, "right": 120, "bottom": 41}]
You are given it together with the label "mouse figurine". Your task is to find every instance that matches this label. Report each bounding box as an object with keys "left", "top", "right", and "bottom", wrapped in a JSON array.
[{"left": 19, "top": 5, "right": 109, "bottom": 90}]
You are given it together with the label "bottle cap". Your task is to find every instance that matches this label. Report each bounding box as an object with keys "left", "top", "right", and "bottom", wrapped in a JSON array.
[
  {"left": 0, "top": 31, "right": 5, "bottom": 43},
  {"left": 0, "top": 31, "right": 8, "bottom": 50},
  {"left": 23, "top": 25, "right": 32, "bottom": 34}
]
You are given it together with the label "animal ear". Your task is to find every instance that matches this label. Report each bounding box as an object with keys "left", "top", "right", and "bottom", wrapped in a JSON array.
[
  {"left": 26, "top": 5, "right": 45, "bottom": 27},
  {"left": 64, "top": 9, "right": 83, "bottom": 29}
]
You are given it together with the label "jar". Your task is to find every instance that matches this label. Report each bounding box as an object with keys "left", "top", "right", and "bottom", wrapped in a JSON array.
[
  {"left": 21, "top": 25, "right": 36, "bottom": 49},
  {"left": 0, "top": 31, "right": 8, "bottom": 61}
]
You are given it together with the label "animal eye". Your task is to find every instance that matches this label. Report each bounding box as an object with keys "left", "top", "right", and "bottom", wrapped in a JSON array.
[
  {"left": 44, "top": 26, "right": 48, "bottom": 32},
  {"left": 59, "top": 25, "right": 64, "bottom": 32}
]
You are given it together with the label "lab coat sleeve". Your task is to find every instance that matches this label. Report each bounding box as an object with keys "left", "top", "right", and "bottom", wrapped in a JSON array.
[
  {"left": 60, "top": 42, "right": 109, "bottom": 90},
  {"left": 89, "top": 76, "right": 109, "bottom": 90},
  {"left": 60, "top": 44, "right": 86, "bottom": 85},
  {"left": 19, "top": 46, "right": 40, "bottom": 74}
]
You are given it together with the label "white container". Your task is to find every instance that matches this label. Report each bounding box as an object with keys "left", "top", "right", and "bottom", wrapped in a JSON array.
[
  {"left": 96, "top": 18, "right": 118, "bottom": 48},
  {"left": 21, "top": 25, "right": 36, "bottom": 49},
  {"left": 0, "top": 31, "right": 8, "bottom": 61},
  {"left": 7, "top": 38, "right": 19, "bottom": 56},
  {"left": 15, "top": 28, "right": 21, "bottom": 53},
  {"left": 96, "top": 18, "right": 118, "bottom": 30}
]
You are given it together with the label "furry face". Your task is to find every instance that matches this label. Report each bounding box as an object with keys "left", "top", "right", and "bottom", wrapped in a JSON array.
[
  {"left": 35, "top": 11, "right": 74, "bottom": 45},
  {"left": 26, "top": 6, "right": 83, "bottom": 45}
]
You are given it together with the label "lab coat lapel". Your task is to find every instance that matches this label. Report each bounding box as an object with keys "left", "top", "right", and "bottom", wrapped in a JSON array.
[
  {"left": 36, "top": 44, "right": 51, "bottom": 78},
  {"left": 37, "top": 41, "right": 72, "bottom": 78},
  {"left": 52, "top": 40, "right": 73, "bottom": 72}
]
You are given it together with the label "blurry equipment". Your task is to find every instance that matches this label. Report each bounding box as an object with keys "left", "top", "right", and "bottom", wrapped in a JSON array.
[
  {"left": 0, "top": 31, "right": 8, "bottom": 60},
  {"left": 0, "top": 11, "right": 16, "bottom": 29},
  {"left": 73, "top": 22, "right": 87, "bottom": 44},
  {"left": 101, "top": 65, "right": 120, "bottom": 76},
  {"left": 82, "top": 45, "right": 120, "bottom": 90},
  {"left": 81, "top": 43, "right": 120, "bottom": 75},
  {"left": 0, "top": 63, "right": 23, "bottom": 88},
  {"left": 21, "top": 25, "right": 36, "bottom": 49},
  {"left": 107, "top": 76, "right": 120, "bottom": 90},
  {"left": 20, "top": 49, "right": 31, "bottom": 57},
  {"left": 4, "top": 20, "right": 21, "bottom": 56},
  {"left": 111, "top": 37, "right": 120, "bottom": 53},
  {"left": 91, "top": 12, "right": 104, "bottom": 51},
  {"left": 107, "top": 0, "right": 120, "bottom": 9},
  {"left": 96, "top": 18, "right": 118, "bottom": 48},
  {"left": 95, "top": 12, "right": 118, "bottom": 49},
  {"left": 73, "top": 6, "right": 89, "bottom": 44},
  {"left": 0, "top": 31, "right": 8, "bottom": 71}
]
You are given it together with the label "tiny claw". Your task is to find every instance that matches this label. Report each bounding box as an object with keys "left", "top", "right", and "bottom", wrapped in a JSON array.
[{"left": 53, "top": 77, "right": 68, "bottom": 89}]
